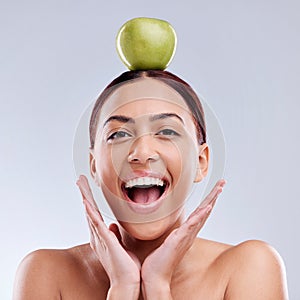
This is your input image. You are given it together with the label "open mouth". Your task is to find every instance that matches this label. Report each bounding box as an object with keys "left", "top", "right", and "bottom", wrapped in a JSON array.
[{"left": 121, "top": 177, "right": 169, "bottom": 205}]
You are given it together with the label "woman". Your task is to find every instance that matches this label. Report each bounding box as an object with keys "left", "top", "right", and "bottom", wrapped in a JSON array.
[{"left": 13, "top": 70, "right": 288, "bottom": 299}]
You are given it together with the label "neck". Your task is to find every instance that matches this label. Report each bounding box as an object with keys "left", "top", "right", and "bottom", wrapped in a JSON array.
[{"left": 119, "top": 210, "right": 185, "bottom": 264}]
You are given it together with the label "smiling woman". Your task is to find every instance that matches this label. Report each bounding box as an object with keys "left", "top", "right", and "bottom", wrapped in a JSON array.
[
  {"left": 88, "top": 71, "right": 208, "bottom": 226},
  {"left": 13, "top": 70, "right": 289, "bottom": 299}
]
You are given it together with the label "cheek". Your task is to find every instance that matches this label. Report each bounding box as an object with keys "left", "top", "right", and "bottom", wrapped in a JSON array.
[
  {"left": 182, "top": 142, "right": 199, "bottom": 178},
  {"left": 160, "top": 140, "right": 182, "bottom": 169},
  {"left": 109, "top": 142, "right": 131, "bottom": 179},
  {"left": 166, "top": 138, "right": 198, "bottom": 185},
  {"left": 94, "top": 145, "right": 121, "bottom": 194}
]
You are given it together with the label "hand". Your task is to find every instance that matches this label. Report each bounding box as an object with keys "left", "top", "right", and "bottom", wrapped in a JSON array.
[
  {"left": 141, "top": 179, "right": 226, "bottom": 299},
  {"left": 76, "top": 175, "right": 141, "bottom": 299}
]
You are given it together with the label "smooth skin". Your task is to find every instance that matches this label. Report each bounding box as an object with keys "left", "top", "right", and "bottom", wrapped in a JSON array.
[
  {"left": 77, "top": 175, "right": 224, "bottom": 299},
  {"left": 13, "top": 181, "right": 288, "bottom": 299},
  {"left": 13, "top": 78, "right": 288, "bottom": 299}
]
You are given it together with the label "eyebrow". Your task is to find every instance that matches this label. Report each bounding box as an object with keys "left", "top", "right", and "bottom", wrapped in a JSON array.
[
  {"left": 103, "top": 113, "right": 184, "bottom": 127},
  {"left": 103, "top": 115, "right": 134, "bottom": 127},
  {"left": 149, "top": 113, "right": 184, "bottom": 124}
]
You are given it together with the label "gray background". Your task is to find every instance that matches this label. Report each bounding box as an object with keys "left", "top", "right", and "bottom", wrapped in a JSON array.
[{"left": 1, "top": 0, "right": 299, "bottom": 298}]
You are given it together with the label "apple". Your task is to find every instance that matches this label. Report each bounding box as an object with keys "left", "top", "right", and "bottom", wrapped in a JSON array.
[{"left": 116, "top": 17, "right": 177, "bottom": 70}]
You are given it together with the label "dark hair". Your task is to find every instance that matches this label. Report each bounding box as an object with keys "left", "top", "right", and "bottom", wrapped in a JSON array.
[{"left": 89, "top": 70, "right": 206, "bottom": 148}]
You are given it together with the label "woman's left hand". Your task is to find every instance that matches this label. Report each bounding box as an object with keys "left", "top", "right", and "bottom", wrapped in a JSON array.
[{"left": 141, "top": 179, "right": 226, "bottom": 299}]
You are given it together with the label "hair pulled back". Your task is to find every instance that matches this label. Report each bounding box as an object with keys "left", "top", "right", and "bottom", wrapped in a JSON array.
[{"left": 89, "top": 70, "right": 206, "bottom": 149}]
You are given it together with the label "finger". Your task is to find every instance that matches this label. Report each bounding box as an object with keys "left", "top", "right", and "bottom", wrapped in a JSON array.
[
  {"left": 166, "top": 205, "right": 212, "bottom": 253},
  {"left": 84, "top": 199, "right": 117, "bottom": 246},
  {"left": 76, "top": 175, "right": 99, "bottom": 209},
  {"left": 187, "top": 188, "right": 221, "bottom": 230},
  {"left": 196, "top": 179, "right": 226, "bottom": 212},
  {"left": 181, "top": 196, "right": 219, "bottom": 240},
  {"left": 200, "top": 179, "right": 225, "bottom": 206},
  {"left": 184, "top": 204, "right": 212, "bottom": 231},
  {"left": 85, "top": 204, "right": 110, "bottom": 251},
  {"left": 87, "top": 216, "right": 108, "bottom": 253},
  {"left": 76, "top": 175, "right": 95, "bottom": 204},
  {"left": 190, "top": 191, "right": 218, "bottom": 221},
  {"left": 76, "top": 175, "right": 103, "bottom": 221},
  {"left": 160, "top": 183, "right": 225, "bottom": 259},
  {"left": 84, "top": 202, "right": 101, "bottom": 240},
  {"left": 87, "top": 216, "right": 96, "bottom": 247},
  {"left": 109, "top": 223, "right": 122, "bottom": 244},
  {"left": 83, "top": 197, "right": 104, "bottom": 227}
]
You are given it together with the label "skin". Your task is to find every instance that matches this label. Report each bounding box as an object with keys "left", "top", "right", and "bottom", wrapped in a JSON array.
[{"left": 13, "top": 79, "right": 289, "bottom": 299}]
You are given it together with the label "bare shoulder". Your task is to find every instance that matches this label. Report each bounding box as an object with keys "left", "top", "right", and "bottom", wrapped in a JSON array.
[
  {"left": 13, "top": 244, "right": 108, "bottom": 300},
  {"left": 220, "top": 240, "right": 289, "bottom": 300},
  {"left": 191, "top": 239, "right": 288, "bottom": 299},
  {"left": 13, "top": 247, "right": 70, "bottom": 299}
]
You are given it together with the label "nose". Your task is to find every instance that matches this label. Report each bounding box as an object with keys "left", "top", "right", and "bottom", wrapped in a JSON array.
[{"left": 127, "top": 135, "right": 159, "bottom": 164}]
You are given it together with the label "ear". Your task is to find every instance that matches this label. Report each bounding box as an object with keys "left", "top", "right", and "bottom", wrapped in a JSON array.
[
  {"left": 194, "top": 143, "right": 209, "bottom": 183},
  {"left": 90, "top": 150, "right": 102, "bottom": 186},
  {"left": 89, "top": 149, "right": 97, "bottom": 180}
]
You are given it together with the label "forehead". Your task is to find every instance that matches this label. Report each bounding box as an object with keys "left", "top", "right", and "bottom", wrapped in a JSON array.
[{"left": 98, "top": 78, "right": 190, "bottom": 123}]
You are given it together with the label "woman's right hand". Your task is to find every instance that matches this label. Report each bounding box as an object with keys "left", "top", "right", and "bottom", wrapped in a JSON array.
[{"left": 76, "top": 175, "right": 141, "bottom": 300}]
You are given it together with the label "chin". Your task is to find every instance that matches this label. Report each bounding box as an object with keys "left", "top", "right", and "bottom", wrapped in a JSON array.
[{"left": 119, "top": 207, "right": 184, "bottom": 241}]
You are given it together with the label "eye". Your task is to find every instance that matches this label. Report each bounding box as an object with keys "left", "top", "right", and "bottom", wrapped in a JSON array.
[
  {"left": 107, "top": 131, "right": 132, "bottom": 141},
  {"left": 156, "top": 129, "right": 179, "bottom": 136}
]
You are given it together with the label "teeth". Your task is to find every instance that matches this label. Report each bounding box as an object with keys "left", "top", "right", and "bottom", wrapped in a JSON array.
[{"left": 125, "top": 177, "right": 164, "bottom": 188}]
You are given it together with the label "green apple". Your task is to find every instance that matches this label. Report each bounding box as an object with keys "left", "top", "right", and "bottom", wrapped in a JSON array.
[{"left": 116, "top": 17, "right": 177, "bottom": 70}]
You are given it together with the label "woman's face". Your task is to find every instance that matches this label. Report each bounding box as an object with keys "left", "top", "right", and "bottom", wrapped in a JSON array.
[{"left": 90, "top": 78, "right": 209, "bottom": 239}]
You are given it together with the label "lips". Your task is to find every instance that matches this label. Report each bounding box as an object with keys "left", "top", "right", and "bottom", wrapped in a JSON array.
[
  {"left": 127, "top": 185, "right": 163, "bottom": 203},
  {"left": 120, "top": 173, "right": 170, "bottom": 214}
]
